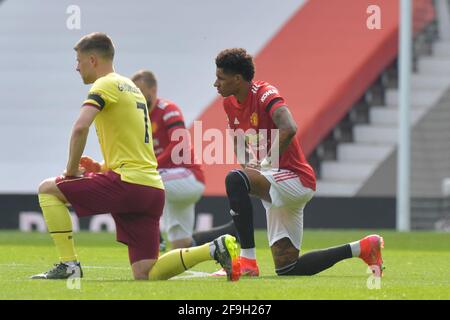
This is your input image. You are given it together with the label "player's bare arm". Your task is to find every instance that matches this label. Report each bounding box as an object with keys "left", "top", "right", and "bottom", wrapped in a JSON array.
[
  {"left": 237, "top": 106, "right": 299, "bottom": 204},
  {"left": 65, "top": 106, "right": 99, "bottom": 176}
]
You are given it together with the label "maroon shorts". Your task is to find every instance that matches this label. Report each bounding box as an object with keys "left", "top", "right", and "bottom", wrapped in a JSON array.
[{"left": 56, "top": 170, "right": 165, "bottom": 263}]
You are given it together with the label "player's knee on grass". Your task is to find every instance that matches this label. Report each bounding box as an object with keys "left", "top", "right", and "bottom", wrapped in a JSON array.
[
  {"left": 131, "top": 259, "right": 156, "bottom": 280},
  {"left": 271, "top": 238, "right": 299, "bottom": 273}
]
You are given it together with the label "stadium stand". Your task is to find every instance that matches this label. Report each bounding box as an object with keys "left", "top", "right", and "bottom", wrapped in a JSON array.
[
  {"left": 194, "top": 0, "right": 448, "bottom": 197},
  {"left": 310, "top": 29, "right": 450, "bottom": 195},
  {"left": 409, "top": 87, "right": 450, "bottom": 230}
]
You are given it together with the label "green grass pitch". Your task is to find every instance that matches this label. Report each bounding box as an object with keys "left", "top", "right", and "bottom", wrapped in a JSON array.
[{"left": 0, "top": 230, "right": 449, "bottom": 300}]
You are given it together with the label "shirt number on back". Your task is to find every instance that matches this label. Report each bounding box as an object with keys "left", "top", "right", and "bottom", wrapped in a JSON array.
[{"left": 136, "top": 102, "right": 149, "bottom": 143}]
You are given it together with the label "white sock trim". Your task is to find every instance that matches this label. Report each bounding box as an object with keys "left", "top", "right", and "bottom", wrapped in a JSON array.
[
  {"left": 240, "top": 248, "right": 256, "bottom": 260},
  {"left": 349, "top": 241, "right": 361, "bottom": 257}
]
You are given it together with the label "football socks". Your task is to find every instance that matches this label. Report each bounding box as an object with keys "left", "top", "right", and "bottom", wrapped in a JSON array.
[
  {"left": 276, "top": 244, "right": 352, "bottom": 276},
  {"left": 148, "top": 243, "right": 212, "bottom": 280},
  {"left": 225, "top": 170, "right": 255, "bottom": 249},
  {"left": 240, "top": 248, "right": 256, "bottom": 260},
  {"left": 349, "top": 240, "right": 361, "bottom": 257},
  {"left": 38, "top": 193, "right": 78, "bottom": 262}
]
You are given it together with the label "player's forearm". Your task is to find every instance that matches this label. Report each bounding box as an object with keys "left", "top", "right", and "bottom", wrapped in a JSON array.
[
  {"left": 66, "top": 127, "right": 89, "bottom": 176},
  {"left": 261, "top": 127, "right": 296, "bottom": 170},
  {"left": 268, "top": 106, "right": 297, "bottom": 164},
  {"left": 274, "top": 129, "right": 295, "bottom": 157}
]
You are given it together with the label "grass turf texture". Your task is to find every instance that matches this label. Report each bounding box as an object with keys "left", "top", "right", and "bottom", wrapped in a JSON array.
[{"left": 0, "top": 230, "right": 449, "bottom": 300}]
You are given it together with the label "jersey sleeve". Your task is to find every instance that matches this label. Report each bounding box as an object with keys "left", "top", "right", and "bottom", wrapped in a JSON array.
[
  {"left": 156, "top": 103, "right": 187, "bottom": 165},
  {"left": 82, "top": 77, "right": 119, "bottom": 110},
  {"left": 162, "top": 103, "right": 186, "bottom": 136},
  {"left": 258, "top": 85, "right": 286, "bottom": 118}
]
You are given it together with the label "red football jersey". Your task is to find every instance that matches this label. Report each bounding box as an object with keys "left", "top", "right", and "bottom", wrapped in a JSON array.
[
  {"left": 223, "top": 81, "right": 316, "bottom": 190},
  {"left": 150, "top": 98, "right": 205, "bottom": 184}
]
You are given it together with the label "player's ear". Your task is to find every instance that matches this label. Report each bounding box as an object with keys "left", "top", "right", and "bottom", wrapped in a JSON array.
[{"left": 89, "top": 54, "right": 97, "bottom": 67}]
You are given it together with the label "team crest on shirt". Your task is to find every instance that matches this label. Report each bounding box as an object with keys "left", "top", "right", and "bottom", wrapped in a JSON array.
[
  {"left": 250, "top": 112, "right": 258, "bottom": 127},
  {"left": 152, "top": 121, "right": 158, "bottom": 133}
]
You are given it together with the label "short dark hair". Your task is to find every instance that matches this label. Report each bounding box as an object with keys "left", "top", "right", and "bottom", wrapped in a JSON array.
[
  {"left": 215, "top": 48, "right": 255, "bottom": 82},
  {"left": 74, "top": 32, "right": 115, "bottom": 60},
  {"left": 131, "top": 70, "right": 157, "bottom": 88}
]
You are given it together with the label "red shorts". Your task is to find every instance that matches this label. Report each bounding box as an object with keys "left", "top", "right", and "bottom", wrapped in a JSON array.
[{"left": 56, "top": 171, "right": 165, "bottom": 264}]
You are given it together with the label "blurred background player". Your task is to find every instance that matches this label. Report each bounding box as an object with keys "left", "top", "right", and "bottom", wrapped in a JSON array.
[
  {"left": 32, "top": 32, "right": 240, "bottom": 281},
  {"left": 131, "top": 70, "right": 237, "bottom": 250},
  {"left": 212, "top": 48, "right": 384, "bottom": 277}
]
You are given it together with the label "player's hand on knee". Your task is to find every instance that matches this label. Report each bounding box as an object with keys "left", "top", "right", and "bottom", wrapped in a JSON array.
[{"left": 62, "top": 168, "right": 85, "bottom": 178}]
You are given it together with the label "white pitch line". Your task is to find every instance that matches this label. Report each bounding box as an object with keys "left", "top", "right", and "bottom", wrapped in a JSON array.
[
  {"left": 0, "top": 263, "right": 26, "bottom": 267},
  {"left": 0, "top": 264, "right": 129, "bottom": 270},
  {"left": 171, "top": 270, "right": 211, "bottom": 279},
  {"left": 0, "top": 263, "right": 213, "bottom": 279},
  {"left": 83, "top": 266, "right": 129, "bottom": 270}
]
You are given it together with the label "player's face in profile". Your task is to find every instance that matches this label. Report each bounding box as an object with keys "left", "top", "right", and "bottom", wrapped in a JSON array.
[
  {"left": 75, "top": 51, "right": 95, "bottom": 84},
  {"left": 214, "top": 68, "right": 238, "bottom": 97}
]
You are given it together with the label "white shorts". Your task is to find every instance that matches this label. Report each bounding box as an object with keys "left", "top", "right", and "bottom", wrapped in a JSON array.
[
  {"left": 159, "top": 168, "right": 205, "bottom": 241},
  {"left": 260, "top": 169, "right": 314, "bottom": 250}
]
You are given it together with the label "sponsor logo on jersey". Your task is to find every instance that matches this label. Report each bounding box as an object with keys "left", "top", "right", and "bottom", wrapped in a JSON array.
[
  {"left": 117, "top": 82, "right": 140, "bottom": 94},
  {"left": 260, "top": 88, "right": 278, "bottom": 103},
  {"left": 163, "top": 111, "right": 181, "bottom": 121}
]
